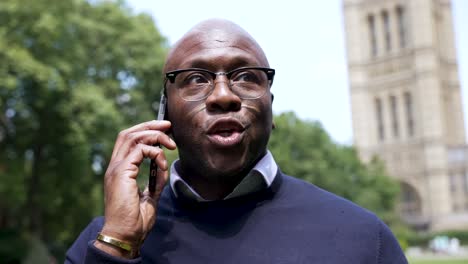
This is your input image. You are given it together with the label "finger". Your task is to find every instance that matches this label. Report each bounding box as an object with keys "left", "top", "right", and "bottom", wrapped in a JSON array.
[
  {"left": 111, "top": 120, "right": 172, "bottom": 160},
  {"left": 140, "top": 187, "right": 157, "bottom": 235},
  {"left": 114, "top": 130, "right": 176, "bottom": 161},
  {"left": 124, "top": 120, "right": 172, "bottom": 134},
  {"left": 141, "top": 187, "right": 157, "bottom": 201},
  {"left": 129, "top": 144, "right": 164, "bottom": 168},
  {"left": 106, "top": 144, "right": 169, "bottom": 191},
  {"left": 141, "top": 187, "right": 157, "bottom": 204},
  {"left": 155, "top": 167, "right": 169, "bottom": 196},
  {"left": 109, "top": 144, "right": 164, "bottom": 181},
  {"left": 153, "top": 148, "right": 169, "bottom": 171}
]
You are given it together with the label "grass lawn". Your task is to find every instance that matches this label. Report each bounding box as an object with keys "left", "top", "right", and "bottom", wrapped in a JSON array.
[{"left": 408, "top": 258, "right": 468, "bottom": 264}]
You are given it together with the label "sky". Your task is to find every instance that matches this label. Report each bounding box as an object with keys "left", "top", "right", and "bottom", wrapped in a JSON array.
[{"left": 125, "top": 0, "right": 467, "bottom": 145}]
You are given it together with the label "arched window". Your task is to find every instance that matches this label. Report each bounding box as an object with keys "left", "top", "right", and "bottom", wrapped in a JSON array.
[
  {"left": 368, "top": 14, "right": 377, "bottom": 56},
  {"left": 400, "top": 182, "right": 422, "bottom": 216}
]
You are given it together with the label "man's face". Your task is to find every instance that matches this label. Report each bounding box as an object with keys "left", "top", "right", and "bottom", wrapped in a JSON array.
[{"left": 165, "top": 28, "right": 273, "bottom": 181}]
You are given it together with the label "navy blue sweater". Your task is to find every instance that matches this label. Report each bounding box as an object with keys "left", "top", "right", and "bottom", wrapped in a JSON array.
[{"left": 66, "top": 171, "right": 408, "bottom": 263}]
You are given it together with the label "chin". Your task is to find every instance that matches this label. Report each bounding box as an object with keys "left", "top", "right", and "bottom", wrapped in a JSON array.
[
  {"left": 203, "top": 146, "right": 265, "bottom": 179},
  {"left": 205, "top": 153, "right": 248, "bottom": 176}
]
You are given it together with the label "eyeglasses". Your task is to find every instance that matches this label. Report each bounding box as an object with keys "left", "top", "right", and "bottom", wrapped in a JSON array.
[{"left": 164, "top": 66, "right": 275, "bottom": 101}]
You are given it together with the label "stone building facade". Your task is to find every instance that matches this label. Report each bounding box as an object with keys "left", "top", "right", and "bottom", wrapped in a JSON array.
[{"left": 343, "top": 0, "right": 468, "bottom": 231}]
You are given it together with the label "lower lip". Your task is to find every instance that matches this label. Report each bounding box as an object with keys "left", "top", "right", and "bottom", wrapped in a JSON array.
[{"left": 207, "top": 131, "right": 244, "bottom": 147}]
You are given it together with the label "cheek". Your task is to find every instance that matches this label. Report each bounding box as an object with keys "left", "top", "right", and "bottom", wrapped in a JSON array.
[
  {"left": 241, "top": 101, "right": 272, "bottom": 149},
  {"left": 167, "top": 96, "right": 200, "bottom": 124},
  {"left": 244, "top": 99, "right": 272, "bottom": 126},
  {"left": 168, "top": 101, "right": 205, "bottom": 142}
]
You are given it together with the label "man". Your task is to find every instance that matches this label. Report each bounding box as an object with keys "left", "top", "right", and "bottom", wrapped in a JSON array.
[{"left": 66, "top": 19, "right": 408, "bottom": 263}]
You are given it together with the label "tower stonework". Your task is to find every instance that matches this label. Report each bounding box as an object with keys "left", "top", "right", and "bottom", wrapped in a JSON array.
[{"left": 343, "top": 0, "right": 468, "bottom": 231}]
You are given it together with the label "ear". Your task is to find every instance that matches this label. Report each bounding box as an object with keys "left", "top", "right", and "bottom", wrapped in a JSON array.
[
  {"left": 271, "top": 93, "right": 275, "bottom": 130},
  {"left": 162, "top": 92, "right": 172, "bottom": 135}
]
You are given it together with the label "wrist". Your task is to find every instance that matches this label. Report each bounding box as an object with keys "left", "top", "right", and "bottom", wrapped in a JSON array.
[
  {"left": 95, "top": 233, "right": 140, "bottom": 259},
  {"left": 101, "top": 224, "right": 144, "bottom": 244}
]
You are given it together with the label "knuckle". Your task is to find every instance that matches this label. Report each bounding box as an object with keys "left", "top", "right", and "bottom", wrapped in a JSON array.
[
  {"left": 126, "top": 132, "right": 138, "bottom": 142},
  {"left": 136, "top": 143, "right": 149, "bottom": 154},
  {"left": 117, "top": 129, "right": 128, "bottom": 139},
  {"left": 152, "top": 147, "right": 163, "bottom": 157},
  {"left": 141, "top": 143, "right": 161, "bottom": 157},
  {"left": 153, "top": 132, "right": 163, "bottom": 142},
  {"left": 124, "top": 132, "right": 135, "bottom": 141},
  {"left": 145, "top": 121, "right": 156, "bottom": 129},
  {"left": 136, "top": 142, "right": 147, "bottom": 150}
]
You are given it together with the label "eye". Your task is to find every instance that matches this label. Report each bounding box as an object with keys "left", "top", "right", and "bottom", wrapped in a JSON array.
[
  {"left": 185, "top": 72, "right": 210, "bottom": 84},
  {"left": 231, "top": 70, "right": 262, "bottom": 84},
  {"left": 177, "top": 71, "right": 211, "bottom": 88}
]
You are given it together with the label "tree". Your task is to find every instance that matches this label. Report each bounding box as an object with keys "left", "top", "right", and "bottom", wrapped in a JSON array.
[
  {"left": 269, "top": 112, "right": 400, "bottom": 222},
  {"left": 0, "top": 0, "right": 167, "bottom": 261}
]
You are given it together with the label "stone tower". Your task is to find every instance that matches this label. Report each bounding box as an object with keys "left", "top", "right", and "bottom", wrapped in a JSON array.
[{"left": 343, "top": 0, "right": 468, "bottom": 231}]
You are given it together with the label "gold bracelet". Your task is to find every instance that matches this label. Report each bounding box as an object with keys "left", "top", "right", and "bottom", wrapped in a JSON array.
[{"left": 96, "top": 233, "right": 139, "bottom": 258}]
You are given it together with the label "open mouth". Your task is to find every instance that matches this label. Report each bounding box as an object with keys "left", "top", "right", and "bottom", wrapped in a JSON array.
[
  {"left": 216, "top": 128, "right": 241, "bottom": 137},
  {"left": 206, "top": 119, "right": 246, "bottom": 147}
]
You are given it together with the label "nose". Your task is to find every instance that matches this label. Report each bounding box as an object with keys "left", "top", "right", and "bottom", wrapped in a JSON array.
[{"left": 205, "top": 78, "right": 242, "bottom": 113}]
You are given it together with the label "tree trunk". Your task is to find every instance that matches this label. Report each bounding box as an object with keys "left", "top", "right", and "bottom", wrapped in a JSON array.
[{"left": 25, "top": 144, "right": 43, "bottom": 236}]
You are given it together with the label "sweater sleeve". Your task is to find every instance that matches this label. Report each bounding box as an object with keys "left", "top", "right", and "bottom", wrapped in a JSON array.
[
  {"left": 65, "top": 217, "right": 142, "bottom": 264},
  {"left": 377, "top": 220, "right": 408, "bottom": 264}
]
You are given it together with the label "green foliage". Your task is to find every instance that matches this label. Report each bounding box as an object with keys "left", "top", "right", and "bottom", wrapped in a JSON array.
[
  {"left": 409, "top": 259, "right": 468, "bottom": 264},
  {"left": 269, "top": 112, "right": 400, "bottom": 223},
  {"left": 0, "top": 229, "right": 29, "bottom": 264},
  {"left": 407, "top": 230, "right": 468, "bottom": 247},
  {"left": 439, "top": 230, "right": 468, "bottom": 244},
  {"left": 0, "top": 0, "right": 167, "bottom": 261}
]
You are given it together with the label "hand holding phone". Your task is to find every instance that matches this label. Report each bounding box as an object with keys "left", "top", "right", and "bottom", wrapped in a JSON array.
[{"left": 99, "top": 116, "right": 174, "bottom": 256}]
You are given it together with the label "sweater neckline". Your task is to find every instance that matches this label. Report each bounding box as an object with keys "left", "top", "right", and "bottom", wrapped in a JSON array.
[
  {"left": 169, "top": 151, "right": 278, "bottom": 202},
  {"left": 166, "top": 169, "right": 284, "bottom": 211}
]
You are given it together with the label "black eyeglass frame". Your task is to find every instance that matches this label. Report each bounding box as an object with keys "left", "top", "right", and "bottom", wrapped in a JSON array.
[
  {"left": 165, "top": 66, "right": 275, "bottom": 85},
  {"left": 163, "top": 66, "right": 275, "bottom": 101}
]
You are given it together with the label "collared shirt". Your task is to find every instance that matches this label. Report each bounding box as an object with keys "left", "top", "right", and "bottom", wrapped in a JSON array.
[{"left": 169, "top": 151, "right": 278, "bottom": 202}]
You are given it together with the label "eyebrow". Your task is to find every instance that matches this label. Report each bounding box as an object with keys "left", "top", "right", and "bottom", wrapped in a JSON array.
[{"left": 183, "top": 55, "right": 261, "bottom": 72}]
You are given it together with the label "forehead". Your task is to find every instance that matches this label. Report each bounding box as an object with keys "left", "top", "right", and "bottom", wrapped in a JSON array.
[{"left": 165, "top": 27, "right": 269, "bottom": 72}]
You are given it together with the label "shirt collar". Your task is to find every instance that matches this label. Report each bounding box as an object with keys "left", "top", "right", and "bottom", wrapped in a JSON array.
[{"left": 169, "top": 150, "right": 278, "bottom": 202}]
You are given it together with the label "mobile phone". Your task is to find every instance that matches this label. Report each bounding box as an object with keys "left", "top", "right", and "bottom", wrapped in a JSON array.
[{"left": 148, "top": 93, "right": 167, "bottom": 193}]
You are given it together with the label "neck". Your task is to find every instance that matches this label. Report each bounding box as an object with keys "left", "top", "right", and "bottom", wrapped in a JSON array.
[{"left": 176, "top": 162, "right": 250, "bottom": 200}]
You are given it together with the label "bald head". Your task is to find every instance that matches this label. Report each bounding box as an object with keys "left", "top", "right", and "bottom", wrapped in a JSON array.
[{"left": 164, "top": 19, "right": 269, "bottom": 72}]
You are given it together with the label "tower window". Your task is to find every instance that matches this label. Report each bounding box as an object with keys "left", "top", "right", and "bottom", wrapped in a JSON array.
[
  {"left": 464, "top": 171, "right": 468, "bottom": 194},
  {"left": 390, "top": 95, "right": 399, "bottom": 138},
  {"left": 382, "top": 10, "right": 391, "bottom": 52},
  {"left": 375, "top": 98, "right": 385, "bottom": 141},
  {"left": 404, "top": 92, "right": 414, "bottom": 136},
  {"left": 450, "top": 174, "right": 457, "bottom": 192},
  {"left": 368, "top": 15, "right": 378, "bottom": 56},
  {"left": 397, "top": 6, "right": 407, "bottom": 48}
]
